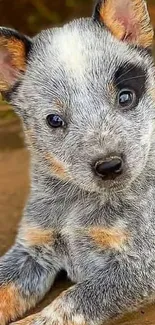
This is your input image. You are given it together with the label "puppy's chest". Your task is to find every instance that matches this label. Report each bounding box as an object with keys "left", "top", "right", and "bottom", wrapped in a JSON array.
[
  {"left": 60, "top": 221, "right": 128, "bottom": 281},
  {"left": 59, "top": 197, "right": 155, "bottom": 280},
  {"left": 56, "top": 203, "right": 127, "bottom": 279}
]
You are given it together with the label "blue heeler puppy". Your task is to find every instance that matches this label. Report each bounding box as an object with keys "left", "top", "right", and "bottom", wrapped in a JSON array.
[{"left": 0, "top": 0, "right": 155, "bottom": 324}]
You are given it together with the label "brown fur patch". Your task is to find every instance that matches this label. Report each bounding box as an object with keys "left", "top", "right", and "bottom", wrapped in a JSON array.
[
  {"left": 45, "top": 153, "right": 69, "bottom": 180},
  {"left": 0, "top": 36, "right": 26, "bottom": 91},
  {"left": 4, "top": 37, "right": 26, "bottom": 71},
  {"left": 0, "top": 283, "right": 28, "bottom": 324},
  {"left": 107, "top": 82, "right": 116, "bottom": 105},
  {"left": 99, "top": 0, "right": 154, "bottom": 48},
  {"left": 55, "top": 99, "right": 65, "bottom": 109},
  {"left": 107, "top": 82, "right": 116, "bottom": 95},
  {"left": 88, "top": 227, "right": 128, "bottom": 251},
  {"left": 21, "top": 227, "right": 55, "bottom": 247}
]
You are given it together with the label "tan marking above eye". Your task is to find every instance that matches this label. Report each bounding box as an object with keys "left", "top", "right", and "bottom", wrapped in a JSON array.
[
  {"left": 55, "top": 99, "right": 65, "bottom": 109},
  {"left": 87, "top": 226, "right": 129, "bottom": 251},
  {"left": 107, "top": 82, "right": 116, "bottom": 95}
]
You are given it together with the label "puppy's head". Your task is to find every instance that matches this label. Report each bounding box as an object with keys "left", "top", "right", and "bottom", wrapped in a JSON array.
[{"left": 0, "top": 0, "right": 155, "bottom": 195}]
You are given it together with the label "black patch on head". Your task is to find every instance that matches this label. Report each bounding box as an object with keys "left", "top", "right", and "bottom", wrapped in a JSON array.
[{"left": 114, "top": 63, "right": 147, "bottom": 104}]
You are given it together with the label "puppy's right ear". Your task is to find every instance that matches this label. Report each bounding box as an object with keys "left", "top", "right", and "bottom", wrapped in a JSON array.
[{"left": 0, "top": 28, "right": 32, "bottom": 92}]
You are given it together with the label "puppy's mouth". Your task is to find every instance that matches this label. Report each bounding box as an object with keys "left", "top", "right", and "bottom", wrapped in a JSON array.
[{"left": 73, "top": 172, "right": 131, "bottom": 196}]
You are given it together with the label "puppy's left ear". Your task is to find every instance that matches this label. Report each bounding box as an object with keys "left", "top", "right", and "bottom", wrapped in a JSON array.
[
  {"left": 93, "top": 0, "right": 154, "bottom": 49},
  {"left": 0, "top": 28, "right": 32, "bottom": 92}
]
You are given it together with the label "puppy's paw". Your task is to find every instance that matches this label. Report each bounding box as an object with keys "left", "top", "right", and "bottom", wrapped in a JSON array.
[
  {"left": 11, "top": 313, "right": 86, "bottom": 325},
  {"left": 11, "top": 313, "right": 45, "bottom": 325},
  {"left": 11, "top": 295, "right": 87, "bottom": 325}
]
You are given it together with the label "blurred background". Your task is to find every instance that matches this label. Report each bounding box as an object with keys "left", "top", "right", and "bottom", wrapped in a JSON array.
[
  {"left": 1, "top": 2, "right": 155, "bottom": 323},
  {"left": 0, "top": 0, "right": 154, "bottom": 36}
]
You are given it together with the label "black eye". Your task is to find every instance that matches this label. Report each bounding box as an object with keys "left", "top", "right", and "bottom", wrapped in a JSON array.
[
  {"left": 117, "top": 89, "right": 137, "bottom": 110},
  {"left": 46, "top": 114, "right": 65, "bottom": 128}
]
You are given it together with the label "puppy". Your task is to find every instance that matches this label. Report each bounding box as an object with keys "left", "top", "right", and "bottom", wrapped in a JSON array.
[{"left": 0, "top": 0, "right": 155, "bottom": 324}]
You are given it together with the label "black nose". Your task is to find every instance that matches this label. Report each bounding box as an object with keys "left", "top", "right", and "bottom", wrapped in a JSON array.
[{"left": 94, "top": 156, "right": 123, "bottom": 179}]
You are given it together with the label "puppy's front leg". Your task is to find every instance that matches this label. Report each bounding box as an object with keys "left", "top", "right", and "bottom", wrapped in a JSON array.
[
  {"left": 0, "top": 226, "right": 61, "bottom": 325},
  {"left": 11, "top": 255, "right": 150, "bottom": 325}
]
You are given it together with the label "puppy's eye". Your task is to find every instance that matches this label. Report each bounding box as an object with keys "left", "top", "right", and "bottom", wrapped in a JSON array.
[
  {"left": 46, "top": 114, "right": 65, "bottom": 128},
  {"left": 117, "top": 89, "right": 137, "bottom": 110}
]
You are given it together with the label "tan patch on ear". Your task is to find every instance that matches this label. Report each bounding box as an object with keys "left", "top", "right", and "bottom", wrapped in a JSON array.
[
  {"left": 45, "top": 153, "right": 69, "bottom": 180},
  {"left": 0, "top": 283, "right": 28, "bottom": 324},
  {"left": 0, "top": 36, "right": 26, "bottom": 91},
  {"left": 21, "top": 227, "right": 55, "bottom": 247},
  {"left": 3, "top": 37, "right": 26, "bottom": 71},
  {"left": 99, "top": 0, "right": 154, "bottom": 48},
  {"left": 88, "top": 227, "right": 128, "bottom": 251}
]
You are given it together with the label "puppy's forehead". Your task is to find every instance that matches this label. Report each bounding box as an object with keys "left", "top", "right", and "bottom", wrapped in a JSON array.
[
  {"left": 52, "top": 27, "right": 88, "bottom": 77},
  {"left": 30, "top": 18, "right": 149, "bottom": 88}
]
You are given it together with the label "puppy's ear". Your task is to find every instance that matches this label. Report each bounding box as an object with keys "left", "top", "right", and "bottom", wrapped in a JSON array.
[
  {"left": 93, "top": 0, "right": 154, "bottom": 48},
  {"left": 0, "top": 28, "right": 32, "bottom": 92}
]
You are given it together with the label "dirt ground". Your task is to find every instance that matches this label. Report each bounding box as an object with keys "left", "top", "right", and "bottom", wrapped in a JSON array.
[{"left": 1, "top": 117, "right": 155, "bottom": 324}]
